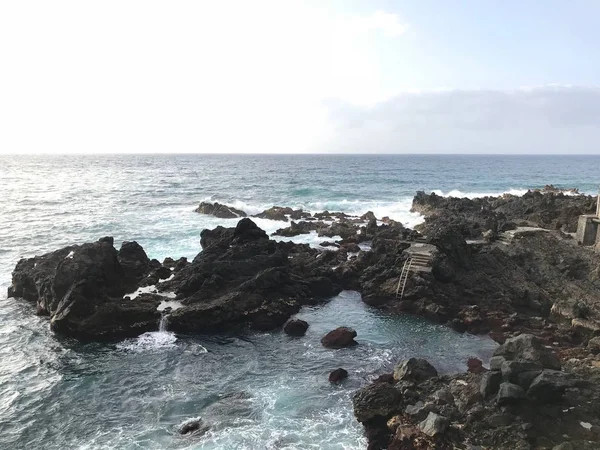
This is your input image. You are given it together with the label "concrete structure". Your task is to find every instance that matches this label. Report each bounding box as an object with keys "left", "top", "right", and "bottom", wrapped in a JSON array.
[
  {"left": 575, "top": 189, "right": 600, "bottom": 249},
  {"left": 576, "top": 215, "right": 600, "bottom": 246}
]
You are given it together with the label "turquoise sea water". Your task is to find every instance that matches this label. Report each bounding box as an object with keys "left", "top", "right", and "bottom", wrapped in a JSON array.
[{"left": 0, "top": 154, "right": 598, "bottom": 449}]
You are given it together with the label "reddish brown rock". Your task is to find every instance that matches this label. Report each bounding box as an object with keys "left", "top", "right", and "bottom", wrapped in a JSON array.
[
  {"left": 321, "top": 327, "right": 358, "bottom": 348},
  {"left": 467, "top": 357, "right": 488, "bottom": 374}
]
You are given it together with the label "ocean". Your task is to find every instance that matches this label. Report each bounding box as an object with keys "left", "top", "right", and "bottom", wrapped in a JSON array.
[{"left": 0, "top": 154, "right": 598, "bottom": 449}]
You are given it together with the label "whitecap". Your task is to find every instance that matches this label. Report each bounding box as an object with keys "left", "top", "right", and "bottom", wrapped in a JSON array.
[
  {"left": 157, "top": 300, "right": 184, "bottom": 311},
  {"left": 117, "top": 331, "right": 177, "bottom": 351},
  {"left": 124, "top": 285, "right": 176, "bottom": 300},
  {"left": 431, "top": 188, "right": 529, "bottom": 199}
]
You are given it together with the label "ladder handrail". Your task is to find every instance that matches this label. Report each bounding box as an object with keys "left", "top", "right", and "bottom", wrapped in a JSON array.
[
  {"left": 396, "top": 257, "right": 411, "bottom": 297},
  {"left": 399, "top": 258, "right": 413, "bottom": 299}
]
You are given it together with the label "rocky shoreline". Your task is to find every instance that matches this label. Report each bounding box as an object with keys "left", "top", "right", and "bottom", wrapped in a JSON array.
[{"left": 7, "top": 187, "right": 600, "bottom": 449}]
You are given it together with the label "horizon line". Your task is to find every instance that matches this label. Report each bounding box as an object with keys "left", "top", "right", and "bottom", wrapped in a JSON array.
[{"left": 2, "top": 152, "right": 599, "bottom": 157}]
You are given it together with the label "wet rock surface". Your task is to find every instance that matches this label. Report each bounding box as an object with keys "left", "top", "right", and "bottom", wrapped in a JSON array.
[
  {"left": 283, "top": 318, "right": 309, "bottom": 336},
  {"left": 8, "top": 237, "right": 161, "bottom": 340},
  {"left": 195, "top": 201, "right": 247, "bottom": 219},
  {"left": 329, "top": 368, "right": 349, "bottom": 383},
  {"left": 321, "top": 327, "right": 358, "bottom": 348}
]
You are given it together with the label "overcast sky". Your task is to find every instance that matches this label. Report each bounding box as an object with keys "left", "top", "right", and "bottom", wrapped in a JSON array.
[{"left": 1, "top": 0, "right": 599, "bottom": 154}]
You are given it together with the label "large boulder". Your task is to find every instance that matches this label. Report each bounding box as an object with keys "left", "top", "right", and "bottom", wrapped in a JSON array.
[
  {"left": 353, "top": 382, "right": 402, "bottom": 423},
  {"left": 527, "top": 370, "right": 574, "bottom": 402},
  {"left": 493, "top": 334, "right": 561, "bottom": 370},
  {"left": 497, "top": 382, "right": 526, "bottom": 406},
  {"left": 480, "top": 371, "right": 503, "bottom": 398},
  {"left": 419, "top": 412, "right": 450, "bottom": 437},
  {"left": 8, "top": 238, "right": 160, "bottom": 339},
  {"left": 195, "top": 201, "right": 247, "bottom": 219},
  {"left": 283, "top": 319, "right": 309, "bottom": 336},
  {"left": 320, "top": 327, "right": 358, "bottom": 348},
  {"left": 394, "top": 358, "right": 438, "bottom": 383},
  {"left": 500, "top": 360, "right": 543, "bottom": 388}
]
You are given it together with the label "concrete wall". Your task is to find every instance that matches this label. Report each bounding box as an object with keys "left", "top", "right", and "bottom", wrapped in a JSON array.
[{"left": 576, "top": 215, "right": 598, "bottom": 246}]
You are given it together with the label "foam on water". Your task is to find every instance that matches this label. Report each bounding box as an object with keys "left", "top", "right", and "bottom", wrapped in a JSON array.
[
  {"left": 157, "top": 300, "right": 184, "bottom": 311},
  {"left": 118, "top": 330, "right": 179, "bottom": 351},
  {"left": 432, "top": 188, "right": 529, "bottom": 198},
  {"left": 125, "top": 285, "right": 177, "bottom": 300}
]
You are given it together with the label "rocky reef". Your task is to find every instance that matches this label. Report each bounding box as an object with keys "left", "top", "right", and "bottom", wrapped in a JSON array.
[{"left": 8, "top": 188, "right": 600, "bottom": 448}]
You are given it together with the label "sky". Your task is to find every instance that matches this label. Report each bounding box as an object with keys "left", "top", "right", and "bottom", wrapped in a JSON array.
[{"left": 0, "top": 0, "right": 599, "bottom": 154}]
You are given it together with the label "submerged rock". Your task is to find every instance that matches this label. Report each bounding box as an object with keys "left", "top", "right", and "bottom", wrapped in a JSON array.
[
  {"left": 320, "top": 327, "right": 357, "bottom": 348},
  {"left": 329, "top": 368, "right": 349, "bottom": 383},
  {"left": 178, "top": 417, "right": 209, "bottom": 435}
]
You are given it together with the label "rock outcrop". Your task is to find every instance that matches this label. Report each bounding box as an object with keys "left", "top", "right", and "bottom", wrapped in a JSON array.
[
  {"left": 8, "top": 237, "right": 161, "bottom": 340},
  {"left": 195, "top": 201, "right": 247, "bottom": 219},
  {"left": 160, "top": 218, "right": 342, "bottom": 333},
  {"left": 8, "top": 219, "right": 343, "bottom": 339}
]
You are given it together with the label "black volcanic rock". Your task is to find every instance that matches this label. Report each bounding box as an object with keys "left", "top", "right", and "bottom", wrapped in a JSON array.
[
  {"left": 165, "top": 219, "right": 341, "bottom": 333},
  {"left": 284, "top": 319, "right": 309, "bottom": 336},
  {"left": 254, "top": 206, "right": 294, "bottom": 221},
  {"left": 8, "top": 238, "right": 160, "bottom": 339},
  {"left": 412, "top": 190, "right": 596, "bottom": 238},
  {"left": 329, "top": 368, "right": 349, "bottom": 383},
  {"left": 118, "top": 241, "right": 151, "bottom": 290},
  {"left": 195, "top": 201, "right": 247, "bottom": 219}
]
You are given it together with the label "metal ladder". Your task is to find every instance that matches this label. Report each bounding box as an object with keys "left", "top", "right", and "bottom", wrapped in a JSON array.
[{"left": 396, "top": 257, "right": 414, "bottom": 299}]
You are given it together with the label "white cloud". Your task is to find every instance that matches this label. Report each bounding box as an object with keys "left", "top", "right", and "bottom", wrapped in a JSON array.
[
  {"left": 0, "top": 1, "right": 408, "bottom": 154},
  {"left": 321, "top": 86, "right": 600, "bottom": 154},
  {"left": 335, "top": 10, "right": 409, "bottom": 38}
]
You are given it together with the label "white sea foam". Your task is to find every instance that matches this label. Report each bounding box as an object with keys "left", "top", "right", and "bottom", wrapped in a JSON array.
[
  {"left": 159, "top": 273, "right": 175, "bottom": 282},
  {"left": 431, "top": 188, "right": 529, "bottom": 198},
  {"left": 124, "top": 285, "right": 177, "bottom": 300},
  {"left": 157, "top": 300, "right": 184, "bottom": 311},
  {"left": 117, "top": 330, "right": 177, "bottom": 351},
  {"left": 206, "top": 197, "right": 424, "bottom": 230}
]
